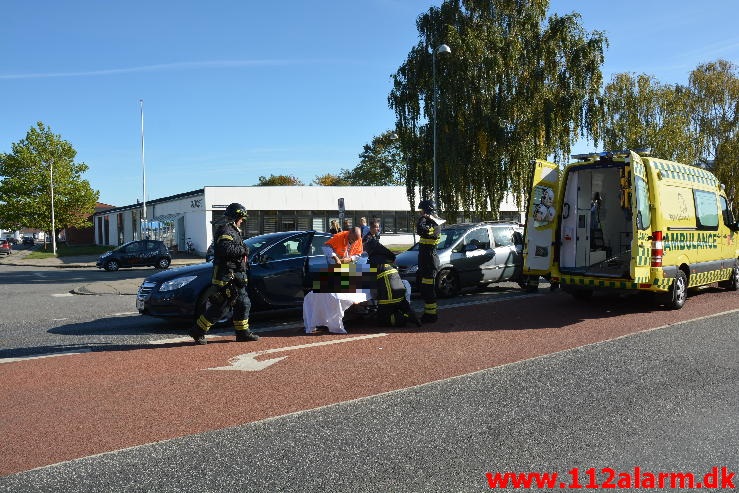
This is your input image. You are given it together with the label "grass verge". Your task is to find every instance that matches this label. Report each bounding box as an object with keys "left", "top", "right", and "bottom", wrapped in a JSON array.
[{"left": 24, "top": 244, "right": 112, "bottom": 259}]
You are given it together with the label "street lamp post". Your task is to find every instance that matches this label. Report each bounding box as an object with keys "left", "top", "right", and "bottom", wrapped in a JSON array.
[
  {"left": 50, "top": 158, "right": 56, "bottom": 255},
  {"left": 432, "top": 43, "right": 451, "bottom": 208}
]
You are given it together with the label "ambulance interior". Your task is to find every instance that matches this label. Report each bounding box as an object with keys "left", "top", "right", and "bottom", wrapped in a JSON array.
[{"left": 559, "top": 165, "right": 633, "bottom": 277}]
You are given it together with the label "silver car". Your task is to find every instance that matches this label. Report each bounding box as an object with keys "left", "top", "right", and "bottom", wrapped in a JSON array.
[{"left": 395, "top": 221, "right": 525, "bottom": 297}]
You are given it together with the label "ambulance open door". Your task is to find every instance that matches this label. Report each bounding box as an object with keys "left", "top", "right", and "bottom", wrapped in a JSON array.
[
  {"left": 628, "top": 151, "right": 652, "bottom": 283},
  {"left": 523, "top": 159, "right": 560, "bottom": 279}
]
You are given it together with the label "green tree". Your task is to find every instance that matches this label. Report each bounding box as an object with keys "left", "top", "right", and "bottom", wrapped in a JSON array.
[
  {"left": 601, "top": 73, "right": 696, "bottom": 163},
  {"left": 256, "top": 174, "right": 304, "bottom": 186},
  {"left": 312, "top": 173, "right": 350, "bottom": 186},
  {"left": 689, "top": 59, "right": 739, "bottom": 210},
  {"left": 342, "top": 131, "right": 405, "bottom": 186},
  {"left": 0, "top": 122, "right": 99, "bottom": 237},
  {"left": 715, "top": 133, "right": 739, "bottom": 212},
  {"left": 389, "top": 0, "right": 606, "bottom": 214}
]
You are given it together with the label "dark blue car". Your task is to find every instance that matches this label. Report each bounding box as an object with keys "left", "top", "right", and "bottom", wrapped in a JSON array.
[{"left": 136, "top": 230, "right": 332, "bottom": 320}]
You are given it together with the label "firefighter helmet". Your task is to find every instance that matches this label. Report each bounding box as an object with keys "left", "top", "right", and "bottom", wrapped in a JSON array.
[
  {"left": 224, "top": 202, "right": 248, "bottom": 221},
  {"left": 417, "top": 199, "right": 436, "bottom": 214}
]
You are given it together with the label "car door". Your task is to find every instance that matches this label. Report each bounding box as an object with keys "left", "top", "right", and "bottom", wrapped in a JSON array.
[
  {"left": 140, "top": 240, "right": 158, "bottom": 265},
  {"left": 490, "top": 226, "right": 521, "bottom": 282},
  {"left": 450, "top": 226, "right": 494, "bottom": 287},
  {"left": 249, "top": 232, "right": 314, "bottom": 306},
  {"left": 120, "top": 242, "right": 142, "bottom": 267}
]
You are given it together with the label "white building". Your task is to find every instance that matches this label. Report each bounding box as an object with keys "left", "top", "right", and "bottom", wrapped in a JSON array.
[{"left": 92, "top": 186, "right": 523, "bottom": 254}]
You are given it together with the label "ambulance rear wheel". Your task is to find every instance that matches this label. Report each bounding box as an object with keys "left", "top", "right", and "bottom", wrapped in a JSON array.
[
  {"left": 718, "top": 262, "right": 739, "bottom": 291},
  {"left": 664, "top": 270, "right": 687, "bottom": 309}
]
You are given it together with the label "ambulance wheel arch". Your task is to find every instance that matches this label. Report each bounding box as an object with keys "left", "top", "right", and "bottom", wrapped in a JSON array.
[{"left": 662, "top": 268, "right": 689, "bottom": 310}]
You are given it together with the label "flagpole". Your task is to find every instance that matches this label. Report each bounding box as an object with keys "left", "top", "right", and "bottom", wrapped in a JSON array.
[{"left": 140, "top": 99, "right": 147, "bottom": 238}]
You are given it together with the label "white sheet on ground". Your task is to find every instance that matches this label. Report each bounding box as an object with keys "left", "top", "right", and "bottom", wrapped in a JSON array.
[{"left": 302, "top": 291, "right": 369, "bottom": 334}]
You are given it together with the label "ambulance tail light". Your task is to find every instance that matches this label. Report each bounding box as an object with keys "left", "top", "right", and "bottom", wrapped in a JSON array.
[{"left": 651, "top": 230, "right": 663, "bottom": 267}]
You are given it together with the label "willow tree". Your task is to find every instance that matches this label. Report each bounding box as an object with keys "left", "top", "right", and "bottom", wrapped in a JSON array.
[
  {"left": 689, "top": 59, "right": 739, "bottom": 210},
  {"left": 601, "top": 73, "right": 696, "bottom": 163},
  {"left": 389, "top": 0, "right": 606, "bottom": 215}
]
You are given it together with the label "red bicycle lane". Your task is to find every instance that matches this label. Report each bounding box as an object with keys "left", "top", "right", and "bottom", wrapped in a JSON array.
[{"left": 1, "top": 288, "right": 736, "bottom": 476}]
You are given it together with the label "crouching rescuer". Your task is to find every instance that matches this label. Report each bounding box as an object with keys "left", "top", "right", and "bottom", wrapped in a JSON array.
[
  {"left": 189, "top": 202, "right": 259, "bottom": 345},
  {"left": 364, "top": 238, "right": 421, "bottom": 328}
]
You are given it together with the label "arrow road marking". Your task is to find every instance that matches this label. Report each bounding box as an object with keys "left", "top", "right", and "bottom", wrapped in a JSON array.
[{"left": 207, "top": 333, "right": 388, "bottom": 372}]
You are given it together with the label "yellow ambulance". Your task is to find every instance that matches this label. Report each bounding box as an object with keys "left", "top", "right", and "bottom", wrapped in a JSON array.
[{"left": 523, "top": 150, "right": 739, "bottom": 309}]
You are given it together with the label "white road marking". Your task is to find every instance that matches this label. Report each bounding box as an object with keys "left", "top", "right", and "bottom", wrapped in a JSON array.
[
  {"left": 0, "top": 349, "right": 92, "bottom": 364},
  {"left": 149, "top": 335, "right": 210, "bottom": 345},
  {"left": 207, "top": 333, "right": 388, "bottom": 372},
  {"left": 52, "top": 293, "right": 74, "bottom": 297},
  {"left": 110, "top": 312, "right": 139, "bottom": 317},
  {"left": 52, "top": 318, "right": 68, "bottom": 321}
]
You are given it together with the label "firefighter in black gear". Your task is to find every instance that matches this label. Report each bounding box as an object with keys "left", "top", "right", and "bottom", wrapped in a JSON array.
[
  {"left": 364, "top": 239, "right": 421, "bottom": 327},
  {"left": 416, "top": 199, "right": 440, "bottom": 323},
  {"left": 189, "top": 202, "right": 259, "bottom": 345}
]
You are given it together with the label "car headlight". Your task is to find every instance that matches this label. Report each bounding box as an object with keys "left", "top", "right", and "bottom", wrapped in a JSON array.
[
  {"left": 158, "top": 275, "right": 198, "bottom": 292},
  {"left": 406, "top": 265, "right": 418, "bottom": 274}
]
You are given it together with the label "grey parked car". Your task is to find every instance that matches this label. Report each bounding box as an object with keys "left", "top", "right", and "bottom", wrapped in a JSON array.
[{"left": 395, "top": 221, "right": 525, "bottom": 297}]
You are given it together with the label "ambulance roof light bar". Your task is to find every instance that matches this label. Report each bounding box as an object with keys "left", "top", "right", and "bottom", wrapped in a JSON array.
[{"left": 571, "top": 148, "right": 652, "bottom": 161}]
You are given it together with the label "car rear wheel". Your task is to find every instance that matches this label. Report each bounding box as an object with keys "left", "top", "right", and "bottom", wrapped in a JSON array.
[
  {"left": 156, "top": 257, "right": 171, "bottom": 269},
  {"left": 104, "top": 259, "right": 120, "bottom": 272},
  {"left": 435, "top": 268, "right": 459, "bottom": 298},
  {"left": 663, "top": 270, "right": 688, "bottom": 309},
  {"left": 718, "top": 261, "right": 739, "bottom": 291}
]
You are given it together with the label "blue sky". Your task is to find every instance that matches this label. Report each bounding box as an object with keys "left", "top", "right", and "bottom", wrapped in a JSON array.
[{"left": 2, "top": 0, "right": 738, "bottom": 207}]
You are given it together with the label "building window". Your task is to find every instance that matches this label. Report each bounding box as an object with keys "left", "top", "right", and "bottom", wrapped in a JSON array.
[
  {"left": 281, "top": 217, "right": 296, "bottom": 231},
  {"left": 117, "top": 214, "right": 124, "bottom": 245},
  {"left": 263, "top": 214, "right": 278, "bottom": 233},
  {"left": 312, "top": 216, "right": 325, "bottom": 232},
  {"left": 245, "top": 213, "right": 260, "bottom": 237},
  {"left": 382, "top": 213, "right": 395, "bottom": 233},
  {"left": 297, "top": 214, "right": 311, "bottom": 231},
  {"left": 396, "top": 211, "right": 413, "bottom": 233}
]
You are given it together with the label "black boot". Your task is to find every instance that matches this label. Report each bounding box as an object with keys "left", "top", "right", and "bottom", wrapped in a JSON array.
[
  {"left": 188, "top": 326, "right": 207, "bottom": 345},
  {"left": 235, "top": 330, "right": 260, "bottom": 342},
  {"left": 420, "top": 313, "right": 438, "bottom": 323}
]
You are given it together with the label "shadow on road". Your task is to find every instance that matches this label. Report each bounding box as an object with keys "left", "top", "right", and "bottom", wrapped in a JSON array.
[{"left": 2, "top": 286, "right": 715, "bottom": 361}]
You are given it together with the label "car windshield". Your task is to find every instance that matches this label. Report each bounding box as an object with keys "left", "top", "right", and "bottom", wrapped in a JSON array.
[
  {"left": 407, "top": 227, "right": 466, "bottom": 251},
  {"left": 113, "top": 241, "right": 135, "bottom": 252},
  {"left": 244, "top": 232, "right": 292, "bottom": 252}
]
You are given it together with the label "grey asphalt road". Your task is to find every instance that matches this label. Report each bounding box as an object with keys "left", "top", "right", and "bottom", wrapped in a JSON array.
[
  {"left": 1, "top": 311, "right": 736, "bottom": 492},
  {"left": 0, "top": 262, "right": 532, "bottom": 359}
]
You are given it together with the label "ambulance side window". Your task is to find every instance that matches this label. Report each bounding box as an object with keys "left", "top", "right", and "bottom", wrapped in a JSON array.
[
  {"left": 635, "top": 176, "right": 651, "bottom": 230},
  {"left": 694, "top": 190, "right": 719, "bottom": 230}
]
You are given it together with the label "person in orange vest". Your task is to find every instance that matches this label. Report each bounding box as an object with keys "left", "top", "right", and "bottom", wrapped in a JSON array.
[{"left": 323, "top": 226, "right": 363, "bottom": 264}]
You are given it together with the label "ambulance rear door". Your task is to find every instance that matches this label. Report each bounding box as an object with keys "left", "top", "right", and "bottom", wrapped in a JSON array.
[
  {"left": 628, "top": 151, "right": 653, "bottom": 284},
  {"left": 523, "top": 159, "right": 560, "bottom": 277}
]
